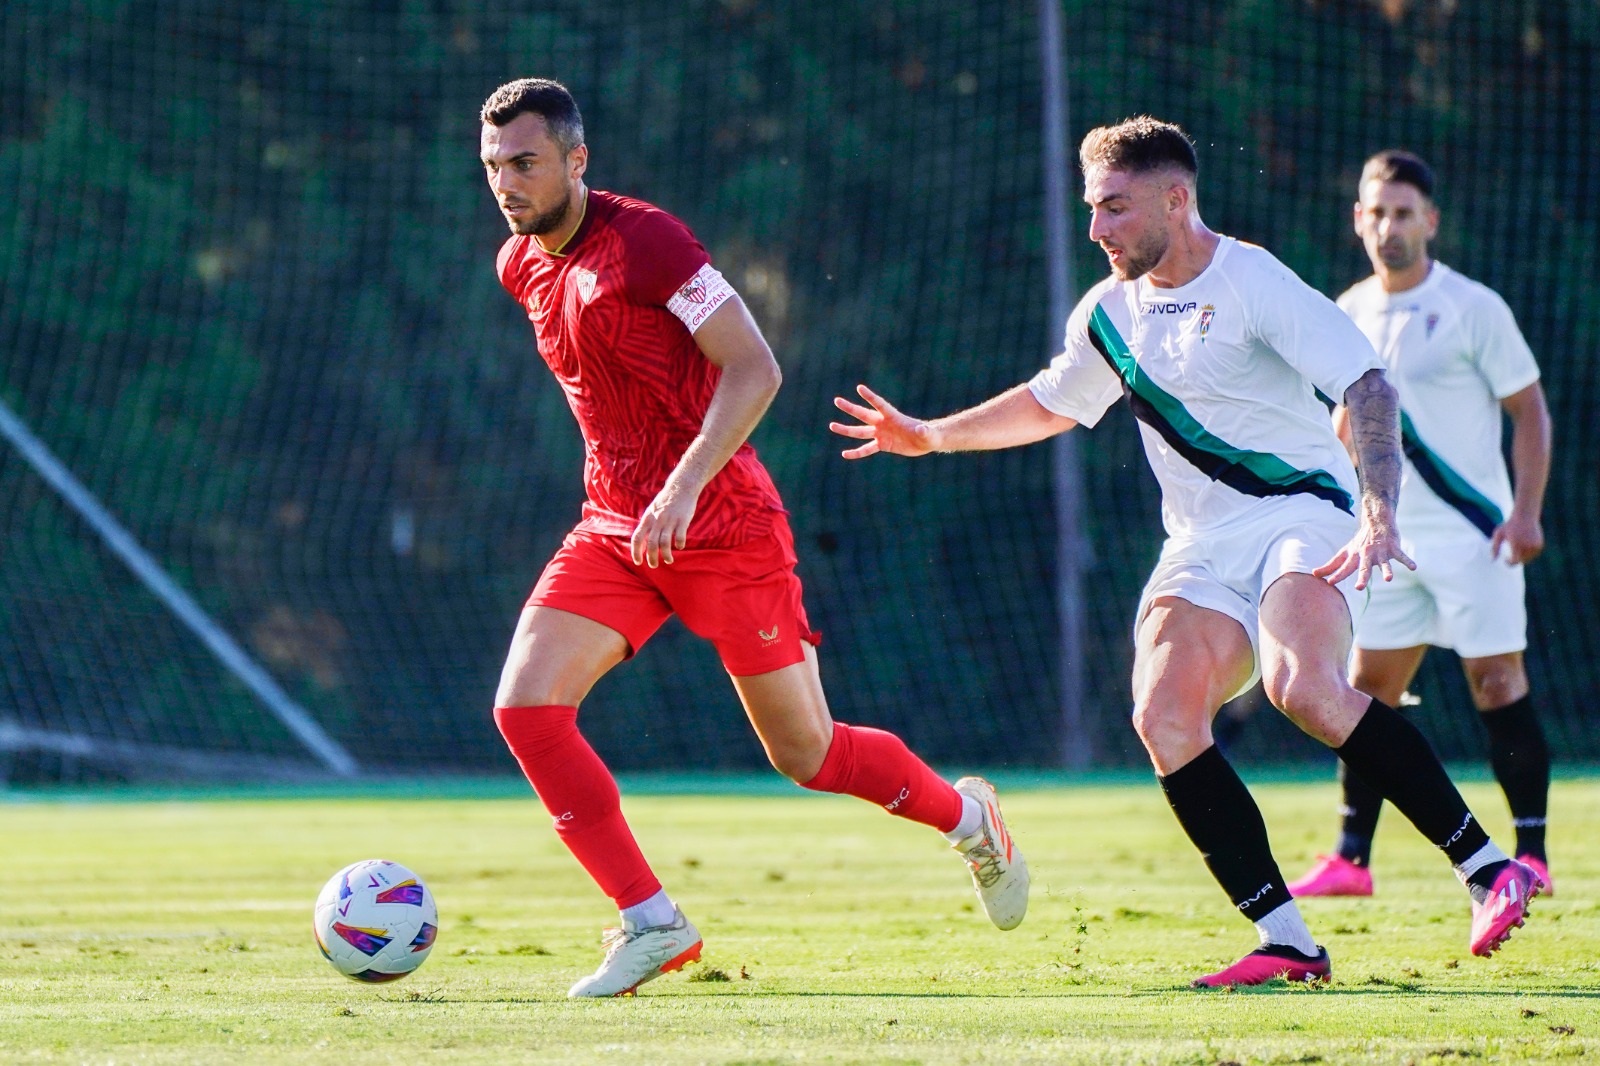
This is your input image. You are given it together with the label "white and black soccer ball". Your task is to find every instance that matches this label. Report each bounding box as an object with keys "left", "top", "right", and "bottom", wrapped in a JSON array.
[{"left": 313, "top": 858, "right": 439, "bottom": 982}]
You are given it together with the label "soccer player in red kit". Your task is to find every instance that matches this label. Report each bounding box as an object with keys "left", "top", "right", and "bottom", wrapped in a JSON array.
[{"left": 480, "top": 78, "right": 1029, "bottom": 998}]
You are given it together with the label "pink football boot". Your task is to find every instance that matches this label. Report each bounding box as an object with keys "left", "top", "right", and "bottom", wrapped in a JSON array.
[
  {"left": 1469, "top": 860, "right": 1544, "bottom": 958},
  {"left": 1193, "top": 945, "right": 1331, "bottom": 988},
  {"left": 1515, "top": 854, "right": 1553, "bottom": 898},
  {"left": 1287, "top": 854, "right": 1373, "bottom": 897}
]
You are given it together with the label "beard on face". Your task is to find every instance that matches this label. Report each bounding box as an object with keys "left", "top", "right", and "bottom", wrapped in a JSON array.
[
  {"left": 1107, "top": 228, "right": 1168, "bottom": 281},
  {"left": 1377, "top": 239, "right": 1419, "bottom": 271},
  {"left": 509, "top": 196, "right": 572, "bottom": 237}
]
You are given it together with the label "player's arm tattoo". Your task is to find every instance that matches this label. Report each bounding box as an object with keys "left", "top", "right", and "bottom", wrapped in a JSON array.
[{"left": 1343, "top": 368, "right": 1402, "bottom": 514}]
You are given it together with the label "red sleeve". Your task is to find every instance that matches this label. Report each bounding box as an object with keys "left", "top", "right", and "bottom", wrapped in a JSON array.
[
  {"left": 617, "top": 205, "right": 713, "bottom": 307},
  {"left": 495, "top": 236, "right": 525, "bottom": 297}
]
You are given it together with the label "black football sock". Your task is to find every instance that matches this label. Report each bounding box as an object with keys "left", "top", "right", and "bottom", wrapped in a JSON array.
[
  {"left": 1334, "top": 757, "right": 1384, "bottom": 866},
  {"left": 1336, "top": 699, "right": 1499, "bottom": 885},
  {"left": 1481, "top": 694, "right": 1551, "bottom": 860},
  {"left": 1158, "top": 745, "right": 1294, "bottom": 921}
]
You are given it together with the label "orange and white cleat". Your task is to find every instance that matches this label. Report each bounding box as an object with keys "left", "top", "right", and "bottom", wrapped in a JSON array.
[
  {"left": 1192, "top": 944, "right": 1332, "bottom": 988},
  {"left": 567, "top": 907, "right": 702, "bottom": 998},
  {"left": 1469, "top": 860, "right": 1543, "bottom": 958},
  {"left": 952, "top": 776, "right": 1029, "bottom": 930}
]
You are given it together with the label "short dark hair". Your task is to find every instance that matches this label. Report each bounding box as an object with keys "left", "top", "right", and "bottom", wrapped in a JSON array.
[
  {"left": 1359, "top": 149, "right": 1435, "bottom": 200},
  {"left": 480, "top": 78, "right": 585, "bottom": 155},
  {"left": 1079, "top": 116, "right": 1198, "bottom": 180}
]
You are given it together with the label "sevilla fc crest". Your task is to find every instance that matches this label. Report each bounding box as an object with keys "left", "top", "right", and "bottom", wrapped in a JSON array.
[
  {"left": 573, "top": 267, "right": 598, "bottom": 304},
  {"left": 676, "top": 276, "right": 708, "bottom": 304}
]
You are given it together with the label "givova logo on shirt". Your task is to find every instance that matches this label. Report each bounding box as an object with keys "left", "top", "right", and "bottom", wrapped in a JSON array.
[{"left": 1142, "top": 301, "right": 1197, "bottom": 315}]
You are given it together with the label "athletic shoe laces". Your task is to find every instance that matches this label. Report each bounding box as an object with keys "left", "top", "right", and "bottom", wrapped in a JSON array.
[
  {"left": 599, "top": 913, "right": 682, "bottom": 960},
  {"left": 597, "top": 926, "right": 631, "bottom": 961},
  {"left": 963, "top": 834, "right": 1006, "bottom": 888}
]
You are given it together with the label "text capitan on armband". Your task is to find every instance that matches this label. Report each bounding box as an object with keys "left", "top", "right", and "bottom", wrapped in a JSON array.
[{"left": 667, "top": 263, "right": 736, "bottom": 333}]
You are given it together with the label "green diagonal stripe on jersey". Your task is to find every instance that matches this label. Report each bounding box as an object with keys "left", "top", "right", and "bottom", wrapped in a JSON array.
[
  {"left": 1087, "top": 305, "right": 1353, "bottom": 512},
  {"left": 1399, "top": 410, "right": 1503, "bottom": 537}
]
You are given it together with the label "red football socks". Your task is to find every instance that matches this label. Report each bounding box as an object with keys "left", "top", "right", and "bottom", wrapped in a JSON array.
[
  {"left": 494, "top": 705, "right": 661, "bottom": 909},
  {"left": 800, "top": 722, "right": 964, "bottom": 833}
]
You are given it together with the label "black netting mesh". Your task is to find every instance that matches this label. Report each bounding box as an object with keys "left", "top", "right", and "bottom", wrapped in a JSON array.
[
  {"left": 1, "top": 1, "right": 1594, "bottom": 782},
  {"left": 1064, "top": 2, "right": 1599, "bottom": 765}
]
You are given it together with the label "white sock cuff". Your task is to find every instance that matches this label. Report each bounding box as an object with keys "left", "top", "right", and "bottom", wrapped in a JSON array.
[
  {"left": 1454, "top": 841, "right": 1511, "bottom": 884},
  {"left": 620, "top": 888, "right": 675, "bottom": 931},
  {"left": 944, "top": 794, "right": 983, "bottom": 845},
  {"left": 1253, "top": 899, "right": 1318, "bottom": 956}
]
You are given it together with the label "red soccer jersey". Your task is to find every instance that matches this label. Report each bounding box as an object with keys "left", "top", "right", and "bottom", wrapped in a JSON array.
[{"left": 497, "top": 190, "right": 786, "bottom": 548}]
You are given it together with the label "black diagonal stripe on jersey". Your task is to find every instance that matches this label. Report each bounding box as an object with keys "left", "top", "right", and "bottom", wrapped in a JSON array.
[
  {"left": 1399, "top": 411, "right": 1503, "bottom": 538},
  {"left": 1085, "top": 307, "right": 1353, "bottom": 514}
]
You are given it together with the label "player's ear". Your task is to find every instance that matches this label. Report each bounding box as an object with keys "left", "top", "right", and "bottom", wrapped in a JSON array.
[
  {"left": 1166, "top": 181, "right": 1190, "bottom": 215},
  {"left": 567, "top": 143, "right": 588, "bottom": 182},
  {"left": 1351, "top": 201, "right": 1363, "bottom": 239},
  {"left": 1424, "top": 202, "right": 1440, "bottom": 241}
]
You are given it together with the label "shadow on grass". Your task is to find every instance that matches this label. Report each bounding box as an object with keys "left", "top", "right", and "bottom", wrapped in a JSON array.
[{"left": 435, "top": 983, "right": 1600, "bottom": 1004}]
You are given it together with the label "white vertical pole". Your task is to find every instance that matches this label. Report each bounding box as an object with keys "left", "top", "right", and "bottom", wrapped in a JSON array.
[
  {"left": 0, "top": 395, "right": 358, "bottom": 777},
  {"left": 1038, "top": 0, "right": 1091, "bottom": 768}
]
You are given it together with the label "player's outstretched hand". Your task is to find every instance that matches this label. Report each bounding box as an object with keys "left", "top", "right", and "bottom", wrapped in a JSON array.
[
  {"left": 1312, "top": 516, "right": 1416, "bottom": 591},
  {"left": 829, "top": 384, "right": 937, "bottom": 459},
  {"left": 631, "top": 484, "right": 698, "bottom": 568},
  {"left": 1490, "top": 511, "right": 1545, "bottom": 566}
]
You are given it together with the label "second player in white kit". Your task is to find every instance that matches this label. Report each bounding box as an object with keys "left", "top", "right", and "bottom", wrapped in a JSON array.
[{"left": 1290, "top": 150, "right": 1555, "bottom": 901}]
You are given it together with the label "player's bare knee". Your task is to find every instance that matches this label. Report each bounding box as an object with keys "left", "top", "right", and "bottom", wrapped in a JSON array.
[
  {"left": 494, "top": 659, "right": 576, "bottom": 709},
  {"left": 1131, "top": 701, "right": 1207, "bottom": 760},
  {"left": 1263, "top": 667, "right": 1342, "bottom": 724},
  {"left": 1129, "top": 701, "right": 1159, "bottom": 748},
  {"left": 766, "top": 739, "right": 827, "bottom": 784},
  {"left": 1469, "top": 671, "right": 1525, "bottom": 711},
  {"left": 1350, "top": 673, "right": 1407, "bottom": 708}
]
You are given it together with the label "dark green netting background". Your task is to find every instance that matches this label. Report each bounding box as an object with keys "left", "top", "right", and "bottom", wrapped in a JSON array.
[{"left": 1, "top": 1, "right": 1594, "bottom": 782}]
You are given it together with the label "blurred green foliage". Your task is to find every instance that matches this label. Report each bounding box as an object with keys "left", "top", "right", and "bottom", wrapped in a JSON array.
[{"left": 0, "top": 1, "right": 1594, "bottom": 778}]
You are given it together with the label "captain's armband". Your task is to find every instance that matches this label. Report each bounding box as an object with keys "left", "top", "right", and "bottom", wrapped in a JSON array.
[{"left": 666, "top": 264, "right": 736, "bottom": 333}]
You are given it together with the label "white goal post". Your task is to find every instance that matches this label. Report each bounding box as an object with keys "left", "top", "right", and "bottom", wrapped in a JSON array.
[{"left": 0, "top": 394, "right": 357, "bottom": 778}]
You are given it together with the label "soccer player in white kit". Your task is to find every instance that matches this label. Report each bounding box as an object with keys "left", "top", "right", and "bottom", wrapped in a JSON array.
[
  {"left": 830, "top": 118, "right": 1543, "bottom": 987},
  {"left": 1289, "top": 150, "right": 1555, "bottom": 900}
]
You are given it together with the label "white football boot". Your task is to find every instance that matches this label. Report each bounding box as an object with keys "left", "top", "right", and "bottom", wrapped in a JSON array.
[
  {"left": 952, "top": 776, "right": 1029, "bottom": 930},
  {"left": 567, "top": 907, "right": 703, "bottom": 998}
]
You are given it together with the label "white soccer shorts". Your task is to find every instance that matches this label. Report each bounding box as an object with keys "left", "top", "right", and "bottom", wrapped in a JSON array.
[
  {"left": 1354, "top": 532, "right": 1527, "bottom": 658},
  {"left": 1135, "top": 495, "right": 1363, "bottom": 702}
]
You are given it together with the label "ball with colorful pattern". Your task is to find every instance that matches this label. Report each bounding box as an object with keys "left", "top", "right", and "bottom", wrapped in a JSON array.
[{"left": 313, "top": 859, "right": 439, "bottom": 982}]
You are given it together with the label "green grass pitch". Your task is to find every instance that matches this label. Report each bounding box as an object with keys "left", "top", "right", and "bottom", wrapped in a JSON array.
[{"left": 3, "top": 772, "right": 1597, "bottom": 1064}]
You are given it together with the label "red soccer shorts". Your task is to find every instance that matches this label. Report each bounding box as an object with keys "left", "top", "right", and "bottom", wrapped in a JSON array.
[{"left": 526, "top": 517, "right": 821, "bottom": 676}]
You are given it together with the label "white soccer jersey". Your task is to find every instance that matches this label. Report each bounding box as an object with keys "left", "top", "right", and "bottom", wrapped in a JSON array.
[
  {"left": 1338, "top": 263, "right": 1540, "bottom": 542},
  {"left": 1030, "top": 237, "right": 1382, "bottom": 538}
]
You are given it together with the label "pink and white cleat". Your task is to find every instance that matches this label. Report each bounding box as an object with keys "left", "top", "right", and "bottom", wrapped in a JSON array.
[
  {"left": 1192, "top": 945, "right": 1331, "bottom": 988},
  {"left": 1516, "top": 854, "right": 1553, "bottom": 898},
  {"left": 1287, "top": 854, "right": 1372, "bottom": 897},
  {"left": 1469, "top": 860, "right": 1543, "bottom": 958}
]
